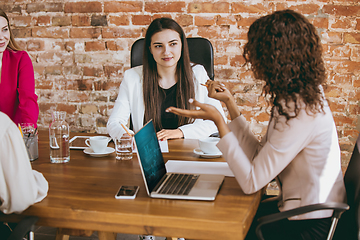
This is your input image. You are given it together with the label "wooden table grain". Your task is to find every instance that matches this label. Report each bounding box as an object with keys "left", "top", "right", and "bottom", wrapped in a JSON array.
[{"left": 0, "top": 130, "right": 262, "bottom": 240}]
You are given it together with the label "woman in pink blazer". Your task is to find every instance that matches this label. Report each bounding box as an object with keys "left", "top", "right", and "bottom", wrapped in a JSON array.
[
  {"left": 167, "top": 10, "right": 346, "bottom": 240},
  {"left": 0, "top": 9, "right": 38, "bottom": 127}
]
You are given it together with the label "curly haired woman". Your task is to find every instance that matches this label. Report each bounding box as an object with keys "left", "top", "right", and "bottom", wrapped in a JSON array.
[{"left": 167, "top": 10, "right": 346, "bottom": 240}]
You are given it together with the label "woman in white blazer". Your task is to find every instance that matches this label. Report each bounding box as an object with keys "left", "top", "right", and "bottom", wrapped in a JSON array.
[
  {"left": 167, "top": 10, "right": 346, "bottom": 240},
  {"left": 0, "top": 112, "right": 48, "bottom": 237},
  {"left": 107, "top": 18, "right": 225, "bottom": 141}
]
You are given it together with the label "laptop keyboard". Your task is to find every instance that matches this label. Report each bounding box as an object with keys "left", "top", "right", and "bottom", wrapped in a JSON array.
[{"left": 158, "top": 173, "right": 199, "bottom": 195}]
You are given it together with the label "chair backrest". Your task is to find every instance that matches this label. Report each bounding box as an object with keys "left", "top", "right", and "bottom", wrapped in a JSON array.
[
  {"left": 344, "top": 136, "right": 360, "bottom": 239},
  {"left": 334, "top": 135, "right": 360, "bottom": 240},
  {"left": 7, "top": 216, "right": 38, "bottom": 240},
  {"left": 130, "top": 37, "right": 215, "bottom": 80}
]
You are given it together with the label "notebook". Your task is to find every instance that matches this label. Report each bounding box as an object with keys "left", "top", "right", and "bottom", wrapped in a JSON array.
[{"left": 134, "top": 120, "right": 225, "bottom": 201}]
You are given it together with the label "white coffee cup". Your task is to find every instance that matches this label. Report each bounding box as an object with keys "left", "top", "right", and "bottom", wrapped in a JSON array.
[
  {"left": 85, "top": 136, "right": 111, "bottom": 153},
  {"left": 199, "top": 137, "right": 221, "bottom": 154}
]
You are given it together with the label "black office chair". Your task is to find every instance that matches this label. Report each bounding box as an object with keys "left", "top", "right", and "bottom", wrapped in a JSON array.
[
  {"left": 333, "top": 135, "right": 360, "bottom": 240},
  {"left": 129, "top": 37, "right": 215, "bottom": 131},
  {"left": 255, "top": 147, "right": 355, "bottom": 240},
  {"left": 130, "top": 37, "right": 215, "bottom": 80},
  {"left": 255, "top": 202, "right": 349, "bottom": 240},
  {"left": 7, "top": 216, "right": 38, "bottom": 240}
]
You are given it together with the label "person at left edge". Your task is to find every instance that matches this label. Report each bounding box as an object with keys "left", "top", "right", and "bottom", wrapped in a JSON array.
[{"left": 0, "top": 9, "right": 39, "bottom": 127}]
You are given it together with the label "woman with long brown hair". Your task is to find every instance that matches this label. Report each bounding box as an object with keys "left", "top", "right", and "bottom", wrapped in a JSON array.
[
  {"left": 107, "top": 17, "right": 225, "bottom": 141},
  {"left": 0, "top": 9, "right": 39, "bottom": 127},
  {"left": 167, "top": 10, "right": 346, "bottom": 239}
]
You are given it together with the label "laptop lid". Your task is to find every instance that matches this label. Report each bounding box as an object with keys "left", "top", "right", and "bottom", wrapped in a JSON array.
[
  {"left": 134, "top": 120, "right": 166, "bottom": 194},
  {"left": 134, "top": 120, "right": 225, "bottom": 201}
]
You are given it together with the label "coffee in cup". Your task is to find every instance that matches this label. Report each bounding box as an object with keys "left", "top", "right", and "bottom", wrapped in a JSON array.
[
  {"left": 85, "top": 136, "right": 111, "bottom": 153},
  {"left": 199, "top": 137, "right": 221, "bottom": 154}
]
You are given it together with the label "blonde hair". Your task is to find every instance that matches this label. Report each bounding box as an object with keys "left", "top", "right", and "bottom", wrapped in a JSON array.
[{"left": 0, "top": 9, "right": 21, "bottom": 51}]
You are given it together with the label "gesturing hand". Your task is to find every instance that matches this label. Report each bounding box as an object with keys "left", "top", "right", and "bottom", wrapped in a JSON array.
[
  {"left": 166, "top": 98, "right": 223, "bottom": 123},
  {"left": 204, "top": 80, "right": 241, "bottom": 121},
  {"left": 205, "top": 80, "right": 233, "bottom": 104},
  {"left": 166, "top": 98, "right": 231, "bottom": 138}
]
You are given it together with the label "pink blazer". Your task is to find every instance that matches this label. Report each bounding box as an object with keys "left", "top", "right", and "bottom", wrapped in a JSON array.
[
  {"left": 0, "top": 48, "right": 38, "bottom": 127},
  {"left": 217, "top": 100, "right": 346, "bottom": 220}
]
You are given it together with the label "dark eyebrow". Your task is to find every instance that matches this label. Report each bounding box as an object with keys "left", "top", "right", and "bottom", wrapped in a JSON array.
[
  {"left": 152, "top": 39, "right": 179, "bottom": 45},
  {"left": 1, "top": 25, "right": 8, "bottom": 29}
]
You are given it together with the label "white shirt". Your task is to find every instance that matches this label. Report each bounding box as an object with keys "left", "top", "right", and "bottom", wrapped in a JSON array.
[
  {"left": 107, "top": 65, "right": 226, "bottom": 139},
  {"left": 0, "top": 112, "right": 48, "bottom": 214}
]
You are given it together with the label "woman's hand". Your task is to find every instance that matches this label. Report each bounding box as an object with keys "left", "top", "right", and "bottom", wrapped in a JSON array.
[
  {"left": 157, "top": 129, "right": 184, "bottom": 141},
  {"left": 166, "top": 99, "right": 230, "bottom": 137},
  {"left": 205, "top": 80, "right": 241, "bottom": 121},
  {"left": 167, "top": 98, "right": 222, "bottom": 123},
  {"left": 205, "top": 80, "right": 233, "bottom": 104}
]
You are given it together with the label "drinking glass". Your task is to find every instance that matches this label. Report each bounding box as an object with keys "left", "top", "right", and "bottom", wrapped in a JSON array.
[
  {"left": 114, "top": 135, "right": 133, "bottom": 160},
  {"left": 20, "top": 123, "right": 38, "bottom": 161},
  {"left": 49, "top": 111, "right": 70, "bottom": 163}
]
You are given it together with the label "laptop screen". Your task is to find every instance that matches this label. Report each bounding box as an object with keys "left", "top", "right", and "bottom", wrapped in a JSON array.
[{"left": 134, "top": 120, "right": 167, "bottom": 193}]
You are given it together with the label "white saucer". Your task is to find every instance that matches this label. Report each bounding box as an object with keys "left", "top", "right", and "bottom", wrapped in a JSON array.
[
  {"left": 83, "top": 147, "right": 115, "bottom": 157},
  {"left": 193, "top": 148, "right": 222, "bottom": 158}
]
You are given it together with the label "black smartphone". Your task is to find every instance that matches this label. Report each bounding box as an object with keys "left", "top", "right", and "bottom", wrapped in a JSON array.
[{"left": 115, "top": 185, "right": 139, "bottom": 199}]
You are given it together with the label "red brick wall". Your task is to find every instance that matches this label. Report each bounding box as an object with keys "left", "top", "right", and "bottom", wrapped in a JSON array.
[{"left": 1, "top": 1, "right": 359, "bottom": 168}]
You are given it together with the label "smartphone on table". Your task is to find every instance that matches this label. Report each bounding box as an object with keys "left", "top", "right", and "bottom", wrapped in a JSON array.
[{"left": 115, "top": 185, "right": 139, "bottom": 199}]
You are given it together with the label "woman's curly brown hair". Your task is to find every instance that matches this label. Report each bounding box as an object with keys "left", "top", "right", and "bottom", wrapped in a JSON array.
[{"left": 243, "top": 9, "right": 326, "bottom": 121}]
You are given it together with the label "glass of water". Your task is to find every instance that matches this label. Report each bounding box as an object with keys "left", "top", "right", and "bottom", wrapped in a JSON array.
[
  {"left": 49, "top": 111, "right": 70, "bottom": 163},
  {"left": 114, "top": 134, "right": 133, "bottom": 160}
]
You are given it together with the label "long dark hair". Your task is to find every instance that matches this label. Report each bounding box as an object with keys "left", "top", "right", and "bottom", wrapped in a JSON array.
[
  {"left": 143, "top": 17, "right": 195, "bottom": 131},
  {"left": 0, "top": 9, "right": 21, "bottom": 51},
  {"left": 243, "top": 9, "right": 326, "bottom": 121}
]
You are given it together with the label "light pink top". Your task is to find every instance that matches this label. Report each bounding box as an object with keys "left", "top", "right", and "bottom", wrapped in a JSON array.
[{"left": 217, "top": 99, "right": 346, "bottom": 220}]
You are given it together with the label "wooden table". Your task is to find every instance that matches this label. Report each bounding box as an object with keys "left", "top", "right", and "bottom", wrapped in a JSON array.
[{"left": 0, "top": 130, "right": 262, "bottom": 240}]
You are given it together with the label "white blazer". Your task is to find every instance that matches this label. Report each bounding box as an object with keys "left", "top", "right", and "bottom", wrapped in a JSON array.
[
  {"left": 217, "top": 99, "right": 346, "bottom": 220},
  {"left": 107, "top": 65, "right": 226, "bottom": 139},
  {"left": 0, "top": 112, "right": 48, "bottom": 214}
]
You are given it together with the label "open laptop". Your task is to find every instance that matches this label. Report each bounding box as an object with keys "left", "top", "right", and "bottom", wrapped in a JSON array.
[{"left": 134, "top": 120, "right": 224, "bottom": 201}]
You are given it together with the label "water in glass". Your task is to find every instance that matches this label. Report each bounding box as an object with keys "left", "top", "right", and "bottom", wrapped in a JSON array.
[
  {"left": 49, "top": 111, "right": 70, "bottom": 163},
  {"left": 115, "top": 135, "right": 133, "bottom": 160}
]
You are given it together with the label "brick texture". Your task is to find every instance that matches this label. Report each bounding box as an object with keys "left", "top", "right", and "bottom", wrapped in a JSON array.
[{"left": 1, "top": 0, "right": 359, "bottom": 169}]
